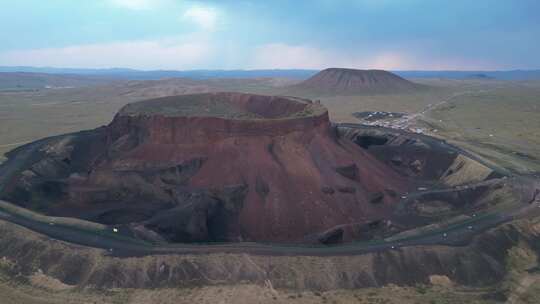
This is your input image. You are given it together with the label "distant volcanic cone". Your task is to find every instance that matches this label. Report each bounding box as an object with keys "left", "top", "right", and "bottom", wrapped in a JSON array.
[
  {"left": 289, "top": 68, "right": 423, "bottom": 95},
  {"left": 0, "top": 92, "right": 409, "bottom": 243}
]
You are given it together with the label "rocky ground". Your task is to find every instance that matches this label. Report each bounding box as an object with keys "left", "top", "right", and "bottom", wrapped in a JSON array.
[
  {"left": 1, "top": 215, "right": 539, "bottom": 304},
  {"left": 1, "top": 75, "right": 540, "bottom": 303},
  {"left": 0, "top": 93, "right": 410, "bottom": 244}
]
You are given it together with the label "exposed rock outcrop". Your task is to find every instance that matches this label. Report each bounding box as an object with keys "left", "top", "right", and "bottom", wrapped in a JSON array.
[
  {"left": 1, "top": 216, "right": 539, "bottom": 291},
  {"left": 0, "top": 93, "right": 408, "bottom": 243}
]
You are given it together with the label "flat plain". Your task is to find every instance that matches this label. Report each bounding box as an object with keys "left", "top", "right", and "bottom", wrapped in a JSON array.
[
  {"left": 2, "top": 76, "right": 539, "bottom": 176},
  {"left": 1, "top": 74, "right": 540, "bottom": 303}
]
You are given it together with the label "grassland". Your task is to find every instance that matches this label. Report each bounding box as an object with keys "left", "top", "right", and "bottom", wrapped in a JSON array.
[
  {"left": 2, "top": 77, "right": 540, "bottom": 174},
  {"left": 294, "top": 78, "right": 540, "bottom": 174},
  {"left": 1, "top": 75, "right": 540, "bottom": 303},
  {"left": 414, "top": 80, "right": 540, "bottom": 173},
  {"left": 0, "top": 77, "right": 300, "bottom": 161}
]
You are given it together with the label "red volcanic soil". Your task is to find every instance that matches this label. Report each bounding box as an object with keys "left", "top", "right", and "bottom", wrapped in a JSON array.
[
  {"left": 1, "top": 92, "right": 410, "bottom": 243},
  {"left": 289, "top": 68, "right": 423, "bottom": 95}
]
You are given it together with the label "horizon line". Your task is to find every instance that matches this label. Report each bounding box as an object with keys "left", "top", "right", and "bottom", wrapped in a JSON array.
[{"left": 1, "top": 65, "right": 540, "bottom": 73}]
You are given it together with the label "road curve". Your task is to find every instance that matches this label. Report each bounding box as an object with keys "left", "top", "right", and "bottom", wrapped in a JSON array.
[{"left": 0, "top": 125, "right": 538, "bottom": 257}]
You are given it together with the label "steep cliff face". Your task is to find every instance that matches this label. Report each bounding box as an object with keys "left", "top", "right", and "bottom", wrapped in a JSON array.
[
  {"left": 0, "top": 93, "right": 409, "bottom": 243},
  {"left": 289, "top": 68, "right": 423, "bottom": 95}
]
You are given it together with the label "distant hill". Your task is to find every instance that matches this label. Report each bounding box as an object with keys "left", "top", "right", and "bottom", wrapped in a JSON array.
[
  {"left": 0, "top": 72, "right": 119, "bottom": 91},
  {"left": 1, "top": 66, "right": 540, "bottom": 83},
  {"left": 393, "top": 70, "right": 540, "bottom": 80},
  {"left": 286, "top": 68, "right": 424, "bottom": 96},
  {"left": 0, "top": 67, "right": 318, "bottom": 80},
  {"left": 466, "top": 73, "right": 495, "bottom": 80}
]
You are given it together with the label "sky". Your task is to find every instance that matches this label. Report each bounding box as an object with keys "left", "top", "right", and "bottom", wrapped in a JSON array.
[{"left": 0, "top": 0, "right": 539, "bottom": 70}]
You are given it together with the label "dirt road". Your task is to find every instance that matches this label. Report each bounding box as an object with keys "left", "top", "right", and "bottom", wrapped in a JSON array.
[{"left": 0, "top": 126, "right": 538, "bottom": 257}]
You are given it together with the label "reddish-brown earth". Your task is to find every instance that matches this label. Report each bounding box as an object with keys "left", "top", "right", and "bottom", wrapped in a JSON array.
[
  {"left": 289, "top": 68, "right": 423, "bottom": 95},
  {"left": 1, "top": 93, "right": 412, "bottom": 243}
]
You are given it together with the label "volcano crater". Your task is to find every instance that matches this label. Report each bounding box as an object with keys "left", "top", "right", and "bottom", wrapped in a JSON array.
[{"left": 0, "top": 92, "right": 519, "bottom": 247}]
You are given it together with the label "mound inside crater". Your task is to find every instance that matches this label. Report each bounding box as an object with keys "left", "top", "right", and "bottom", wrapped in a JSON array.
[{"left": 0, "top": 92, "right": 509, "bottom": 245}]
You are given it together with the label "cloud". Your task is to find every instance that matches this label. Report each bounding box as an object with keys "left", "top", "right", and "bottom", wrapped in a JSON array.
[
  {"left": 250, "top": 44, "right": 328, "bottom": 69},
  {"left": 183, "top": 6, "right": 219, "bottom": 31},
  {"left": 250, "top": 43, "right": 497, "bottom": 70},
  {"left": 107, "top": 0, "right": 159, "bottom": 10},
  {"left": 0, "top": 37, "right": 213, "bottom": 70},
  {"left": 250, "top": 43, "right": 408, "bottom": 69},
  {"left": 0, "top": 40, "right": 500, "bottom": 71}
]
